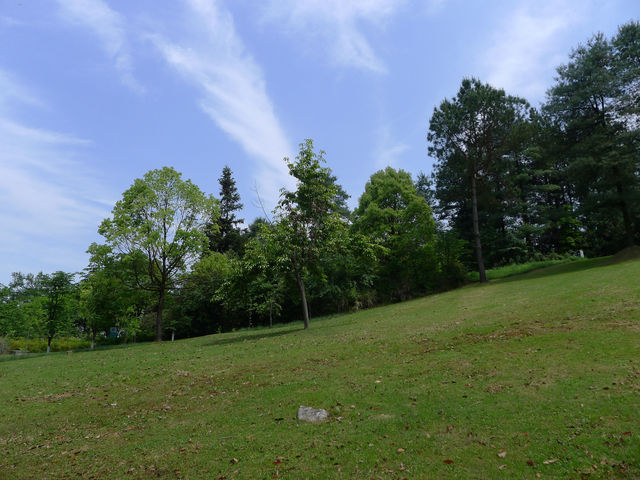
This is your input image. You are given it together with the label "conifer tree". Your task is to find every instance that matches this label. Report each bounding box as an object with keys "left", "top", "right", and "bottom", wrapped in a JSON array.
[{"left": 208, "top": 166, "right": 244, "bottom": 254}]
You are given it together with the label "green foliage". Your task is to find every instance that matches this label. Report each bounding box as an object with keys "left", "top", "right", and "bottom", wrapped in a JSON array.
[
  {"left": 544, "top": 23, "right": 640, "bottom": 253},
  {"left": 3, "top": 24, "right": 639, "bottom": 343},
  {"left": 98, "top": 167, "right": 219, "bottom": 340},
  {"left": 171, "top": 252, "right": 235, "bottom": 336},
  {"left": 83, "top": 244, "right": 148, "bottom": 346},
  {"left": 217, "top": 235, "right": 285, "bottom": 328},
  {"left": 353, "top": 167, "right": 437, "bottom": 300},
  {"left": 428, "top": 77, "right": 530, "bottom": 280},
  {"left": 207, "top": 166, "right": 245, "bottom": 255},
  {"left": 272, "top": 139, "right": 348, "bottom": 328},
  {"left": 40, "top": 271, "right": 77, "bottom": 350},
  {"left": 0, "top": 273, "right": 45, "bottom": 339},
  {"left": 434, "top": 230, "right": 468, "bottom": 288},
  {"left": 6, "top": 336, "right": 90, "bottom": 353}
]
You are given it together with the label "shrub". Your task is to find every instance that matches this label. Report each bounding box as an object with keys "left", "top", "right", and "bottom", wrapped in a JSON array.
[{"left": 6, "top": 337, "right": 90, "bottom": 353}]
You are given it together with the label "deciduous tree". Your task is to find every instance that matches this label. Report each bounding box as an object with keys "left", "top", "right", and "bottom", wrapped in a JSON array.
[
  {"left": 353, "top": 167, "right": 436, "bottom": 300},
  {"left": 99, "top": 167, "right": 218, "bottom": 341},
  {"left": 272, "top": 139, "right": 345, "bottom": 329}
]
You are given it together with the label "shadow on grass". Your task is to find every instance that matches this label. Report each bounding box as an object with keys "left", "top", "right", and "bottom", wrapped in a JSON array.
[
  {"left": 493, "top": 257, "right": 611, "bottom": 284},
  {"left": 0, "top": 341, "right": 155, "bottom": 362},
  {"left": 478, "top": 247, "right": 640, "bottom": 286},
  {"left": 201, "top": 326, "right": 302, "bottom": 348}
]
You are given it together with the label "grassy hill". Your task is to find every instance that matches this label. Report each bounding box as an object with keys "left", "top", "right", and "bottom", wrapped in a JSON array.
[{"left": 1, "top": 254, "right": 639, "bottom": 479}]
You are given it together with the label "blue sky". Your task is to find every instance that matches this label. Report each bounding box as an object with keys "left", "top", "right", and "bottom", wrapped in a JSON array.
[{"left": 0, "top": 0, "right": 638, "bottom": 283}]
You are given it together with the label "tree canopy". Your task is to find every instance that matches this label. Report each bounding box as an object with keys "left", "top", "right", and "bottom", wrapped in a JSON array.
[
  {"left": 428, "top": 78, "right": 529, "bottom": 281},
  {"left": 98, "top": 167, "right": 219, "bottom": 340}
]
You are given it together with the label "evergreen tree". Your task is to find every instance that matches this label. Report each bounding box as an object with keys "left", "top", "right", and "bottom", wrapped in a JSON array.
[
  {"left": 208, "top": 166, "right": 244, "bottom": 254},
  {"left": 428, "top": 78, "right": 529, "bottom": 281},
  {"left": 545, "top": 26, "right": 640, "bottom": 252}
]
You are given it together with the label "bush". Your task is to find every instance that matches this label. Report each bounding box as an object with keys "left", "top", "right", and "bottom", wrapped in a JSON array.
[
  {"left": 0, "top": 337, "right": 8, "bottom": 354},
  {"left": 7, "top": 337, "right": 90, "bottom": 353},
  {"left": 438, "top": 262, "right": 467, "bottom": 289}
]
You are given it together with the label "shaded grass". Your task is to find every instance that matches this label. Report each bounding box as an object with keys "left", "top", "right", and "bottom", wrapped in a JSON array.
[
  {"left": 467, "top": 257, "right": 578, "bottom": 282},
  {"left": 1, "top": 256, "right": 639, "bottom": 479},
  {"left": 2, "top": 336, "right": 91, "bottom": 354}
]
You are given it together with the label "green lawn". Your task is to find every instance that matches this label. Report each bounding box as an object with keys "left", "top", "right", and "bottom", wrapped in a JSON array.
[
  {"left": 1, "top": 254, "right": 639, "bottom": 479},
  {"left": 466, "top": 257, "right": 577, "bottom": 282}
]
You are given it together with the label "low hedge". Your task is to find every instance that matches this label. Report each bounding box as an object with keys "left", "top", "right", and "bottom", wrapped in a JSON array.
[{"left": 7, "top": 337, "right": 91, "bottom": 353}]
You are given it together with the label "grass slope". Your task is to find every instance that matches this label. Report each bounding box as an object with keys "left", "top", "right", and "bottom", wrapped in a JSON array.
[{"left": 1, "top": 255, "right": 639, "bottom": 479}]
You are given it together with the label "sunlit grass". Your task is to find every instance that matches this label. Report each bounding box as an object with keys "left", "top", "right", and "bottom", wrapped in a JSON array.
[
  {"left": 466, "top": 257, "right": 578, "bottom": 282},
  {"left": 1, "top": 254, "right": 639, "bottom": 479}
]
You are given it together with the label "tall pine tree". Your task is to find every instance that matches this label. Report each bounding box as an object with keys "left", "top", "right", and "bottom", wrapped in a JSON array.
[
  {"left": 208, "top": 166, "right": 244, "bottom": 255},
  {"left": 428, "top": 78, "right": 529, "bottom": 281},
  {"left": 545, "top": 25, "right": 640, "bottom": 252}
]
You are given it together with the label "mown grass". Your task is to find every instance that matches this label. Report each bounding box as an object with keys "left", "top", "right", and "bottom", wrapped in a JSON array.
[
  {"left": 466, "top": 257, "right": 577, "bottom": 282},
  {"left": 1, "top": 254, "right": 639, "bottom": 479}
]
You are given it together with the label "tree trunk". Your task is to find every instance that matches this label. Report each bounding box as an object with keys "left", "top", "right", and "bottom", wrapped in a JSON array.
[
  {"left": 269, "top": 298, "right": 273, "bottom": 328},
  {"left": 91, "top": 330, "right": 96, "bottom": 350},
  {"left": 171, "top": 331, "right": 175, "bottom": 342},
  {"left": 156, "top": 286, "right": 165, "bottom": 342},
  {"left": 295, "top": 269, "right": 310, "bottom": 329},
  {"left": 471, "top": 174, "right": 487, "bottom": 283},
  {"left": 616, "top": 183, "right": 634, "bottom": 247},
  {"left": 47, "top": 336, "right": 52, "bottom": 354}
]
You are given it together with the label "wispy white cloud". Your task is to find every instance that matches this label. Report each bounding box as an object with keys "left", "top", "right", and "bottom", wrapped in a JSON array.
[
  {"left": 0, "top": 15, "right": 24, "bottom": 29},
  {"left": 479, "top": 1, "right": 587, "bottom": 101},
  {"left": 261, "top": 0, "right": 406, "bottom": 73},
  {"left": 150, "top": 0, "right": 294, "bottom": 207},
  {"left": 424, "top": 0, "right": 448, "bottom": 15},
  {"left": 374, "top": 124, "right": 409, "bottom": 168},
  {"left": 0, "top": 69, "right": 111, "bottom": 281},
  {"left": 56, "top": 0, "right": 143, "bottom": 93},
  {"left": 0, "top": 70, "right": 44, "bottom": 110}
]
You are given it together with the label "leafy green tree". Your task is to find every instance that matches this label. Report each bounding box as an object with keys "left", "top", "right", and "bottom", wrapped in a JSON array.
[
  {"left": 353, "top": 167, "right": 436, "bottom": 300},
  {"left": 218, "top": 232, "right": 286, "bottom": 329},
  {"left": 0, "top": 285, "right": 11, "bottom": 336},
  {"left": 0, "top": 283, "right": 26, "bottom": 339},
  {"left": 98, "top": 167, "right": 219, "bottom": 341},
  {"left": 428, "top": 78, "right": 529, "bottom": 281},
  {"left": 272, "top": 139, "right": 345, "bottom": 329},
  {"left": 307, "top": 226, "right": 381, "bottom": 313},
  {"left": 433, "top": 230, "right": 468, "bottom": 289},
  {"left": 239, "top": 231, "right": 285, "bottom": 327},
  {"left": 171, "top": 252, "right": 234, "bottom": 336},
  {"left": 244, "top": 217, "right": 270, "bottom": 240},
  {"left": 82, "top": 244, "right": 147, "bottom": 348},
  {"left": 39, "top": 271, "right": 76, "bottom": 353},
  {"left": 208, "top": 166, "right": 245, "bottom": 255},
  {"left": 0, "top": 273, "right": 46, "bottom": 346}
]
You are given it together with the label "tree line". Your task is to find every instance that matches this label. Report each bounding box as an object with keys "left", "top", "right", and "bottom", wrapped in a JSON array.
[{"left": 1, "top": 22, "right": 638, "bottom": 347}]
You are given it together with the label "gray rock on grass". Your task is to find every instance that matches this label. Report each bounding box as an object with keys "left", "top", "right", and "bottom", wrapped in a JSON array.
[{"left": 297, "top": 405, "right": 329, "bottom": 423}]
